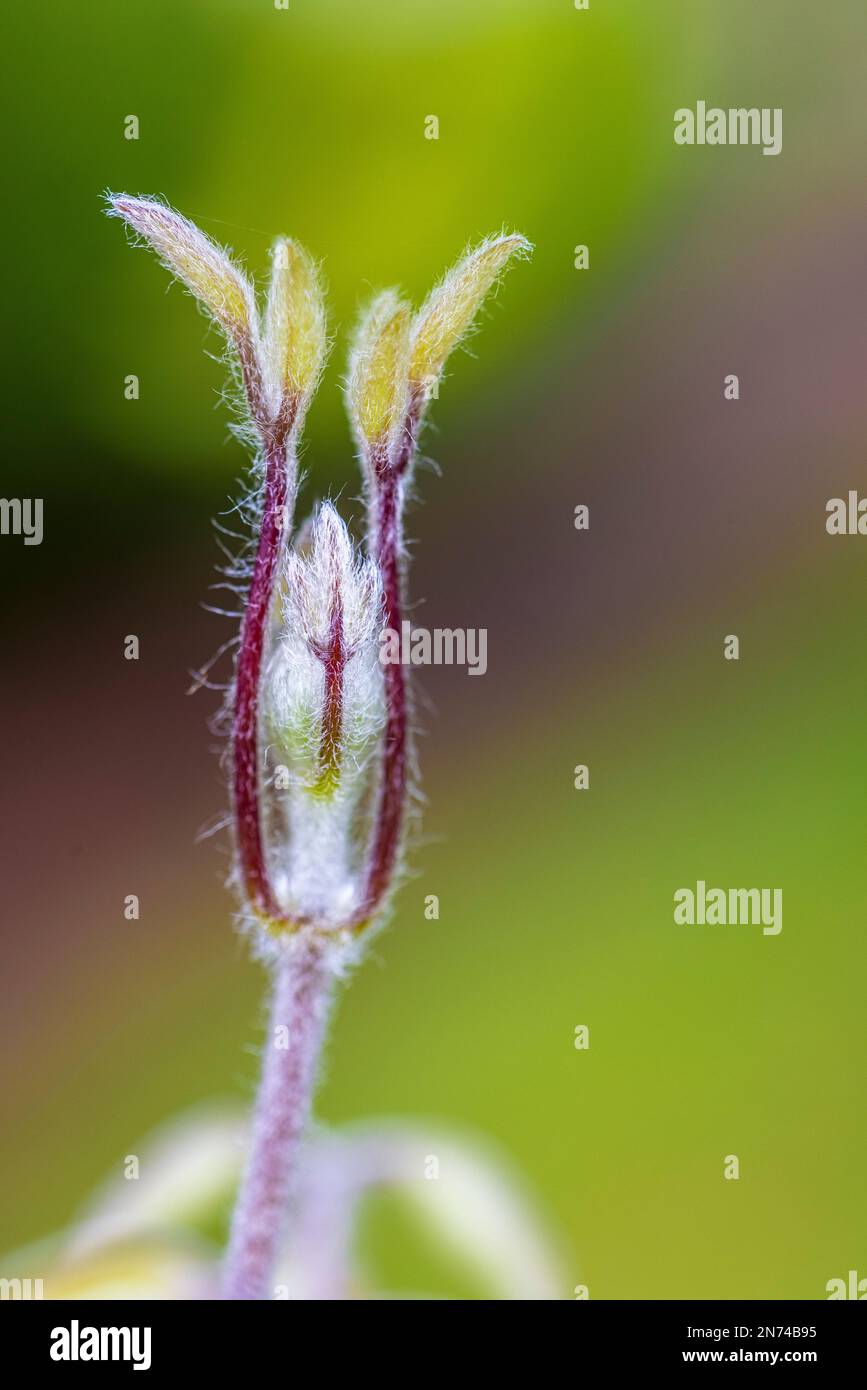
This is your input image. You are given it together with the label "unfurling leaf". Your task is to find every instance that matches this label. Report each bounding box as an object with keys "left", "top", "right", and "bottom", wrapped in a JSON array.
[
  {"left": 262, "top": 238, "right": 328, "bottom": 412},
  {"left": 409, "top": 232, "right": 531, "bottom": 392},
  {"left": 107, "top": 194, "right": 256, "bottom": 345},
  {"left": 346, "top": 291, "right": 412, "bottom": 458}
]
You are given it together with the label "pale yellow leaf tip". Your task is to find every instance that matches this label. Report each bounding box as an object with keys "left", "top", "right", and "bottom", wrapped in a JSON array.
[
  {"left": 409, "top": 232, "right": 532, "bottom": 391},
  {"left": 106, "top": 193, "right": 256, "bottom": 344},
  {"left": 347, "top": 290, "right": 413, "bottom": 455},
  {"left": 262, "top": 237, "right": 328, "bottom": 409}
]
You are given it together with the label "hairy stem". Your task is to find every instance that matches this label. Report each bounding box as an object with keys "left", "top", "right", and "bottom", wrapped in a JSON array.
[
  {"left": 232, "top": 410, "right": 297, "bottom": 922},
  {"left": 223, "top": 940, "right": 333, "bottom": 1300},
  {"left": 358, "top": 469, "right": 407, "bottom": 922},
  {"left": 355, "top": 403, "right": 420, "bottom": 927}
]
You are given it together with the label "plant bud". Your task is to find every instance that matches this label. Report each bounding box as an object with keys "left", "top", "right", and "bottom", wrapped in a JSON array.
[{"left": 262, "top": 505, "right": 385, "bottom": 924}]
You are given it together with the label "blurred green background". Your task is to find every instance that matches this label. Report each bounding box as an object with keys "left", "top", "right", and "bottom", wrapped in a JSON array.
[{"left": 2, "top": 0, "right": 865, "bottom": 1296}]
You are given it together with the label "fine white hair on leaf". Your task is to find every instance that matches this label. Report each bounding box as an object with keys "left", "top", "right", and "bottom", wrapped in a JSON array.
[
  {"left": 409, "top": 231, "right": 532, "bottom": 392},
  {"left": 261, "top": 237, "right": 329, "bottom": 417},
  {"left": 105, "top": 192, "right": 259, "bottom": 351},
  {"left": 345, "top": 290, "right": 413, "bottom": 463}
]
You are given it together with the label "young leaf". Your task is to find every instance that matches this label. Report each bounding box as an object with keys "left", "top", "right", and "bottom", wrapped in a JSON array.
[
  {"left": 262, "top": 238, "right": 328, "bottom": 413},
  {"left": 106, "top": 194, "right": 257, "bottom": 347},
  {"left": 346, "top": 290, "right": 412, "bottom": 460},
  {"left": 410, "top": 232, "right": 531, "bottom": 393}
]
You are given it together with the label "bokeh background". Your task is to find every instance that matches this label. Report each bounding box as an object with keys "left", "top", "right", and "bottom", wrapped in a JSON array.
[{"left": 2, "top": 0, "right": 865, "bottom": 1297}]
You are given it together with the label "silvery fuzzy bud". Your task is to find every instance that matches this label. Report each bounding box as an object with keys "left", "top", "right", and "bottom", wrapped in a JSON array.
[{"left": 262, "top": 504, "right": 385, "bottom": 926}]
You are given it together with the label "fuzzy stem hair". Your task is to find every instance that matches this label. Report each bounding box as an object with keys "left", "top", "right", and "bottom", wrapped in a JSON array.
[
  {"left": 222, "top": 939, "right": 334, "bottom": 1300},
  {"left": 232, "top": 405, "right": 298, "bottom": 922},
  {"left": 354, "top": 400, "right": 422, "bottom": 927}
]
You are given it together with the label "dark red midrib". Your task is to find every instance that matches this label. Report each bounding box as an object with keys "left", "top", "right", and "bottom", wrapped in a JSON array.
[{"left": 313, "top": 583, "right": 346, "bottom": 791}]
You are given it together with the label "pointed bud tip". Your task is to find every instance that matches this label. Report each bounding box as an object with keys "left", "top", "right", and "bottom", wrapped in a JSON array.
[
  {"left": 271, "top": 240, "right": 290, "bottom": 270},
  {"left": 486, "top": 231, "right": 533, "bottom": 257},
  {"left": 285, "top": 503, "right": 382, "bottom": 657},
  {"left": 105, "top": 192, "right": 178, "bottom": 230},
  {"left": 311, "top": 500, "right": 349, "bottom": 553}
]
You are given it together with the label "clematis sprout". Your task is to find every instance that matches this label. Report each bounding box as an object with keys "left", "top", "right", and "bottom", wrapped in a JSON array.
[{"left": 107, "top": 192, "right": 530, "bottom": 1298}]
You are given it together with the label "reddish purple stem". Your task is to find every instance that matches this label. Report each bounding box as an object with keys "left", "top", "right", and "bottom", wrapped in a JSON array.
[
  {"left": 222, "top": 941, "right": 333, "bottom": 1299},
  {"left": 311, "top": 581, "right": 346, "bottom": 793},
  {"left": 232, "top": 400, "right": 296, "bottom": 923},
  {"left": 358, "top": 471, "right": 406, "bottom": 920},
  {"left": 232, "top": 373, "right": 418, "bottom": 933},
  {"left": 355, "top": 404, "right": 420, "bottom": 927}
]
